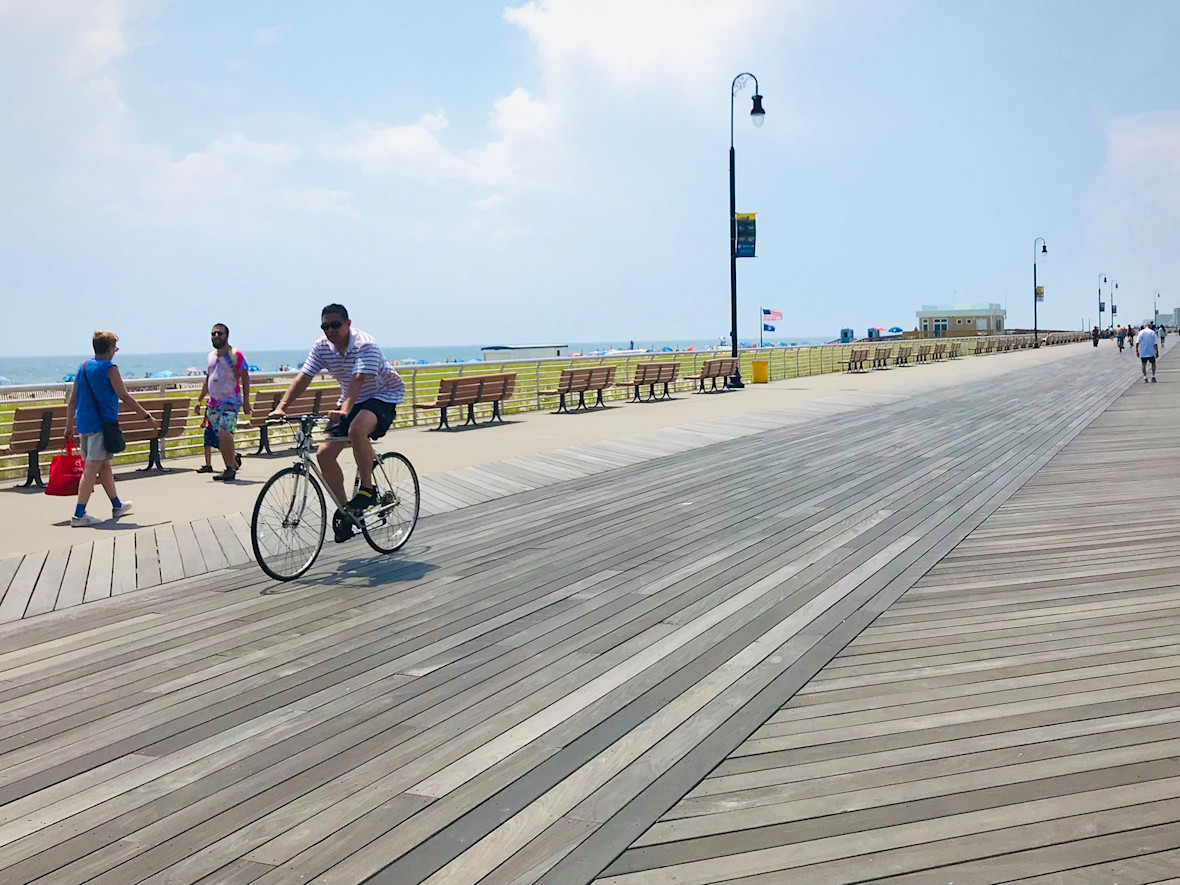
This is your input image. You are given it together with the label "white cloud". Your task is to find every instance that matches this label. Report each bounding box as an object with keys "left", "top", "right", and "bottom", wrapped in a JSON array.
[
  {"left": 503, "top": 0, "right": 790, "bottom": 108},
  {"left": 323, "top": 87, "right": 564, "bottom": 193},
  {"left": 253, "top": 24, "right": 290, "bottom": 46}
]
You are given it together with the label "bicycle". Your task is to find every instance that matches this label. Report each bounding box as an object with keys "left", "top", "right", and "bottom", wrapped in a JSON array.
[{"left": 250, "top": 415, "right": 420, "bottom": 581}]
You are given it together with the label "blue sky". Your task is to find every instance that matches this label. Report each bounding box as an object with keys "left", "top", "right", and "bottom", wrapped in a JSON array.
[{"left": 1, "top": 0, "right": 1178, "bottom": 357}]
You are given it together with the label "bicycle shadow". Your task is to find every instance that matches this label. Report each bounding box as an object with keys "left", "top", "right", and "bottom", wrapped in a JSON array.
[{"left": 259, "top": 544, "right": 437, "bottom": 594}]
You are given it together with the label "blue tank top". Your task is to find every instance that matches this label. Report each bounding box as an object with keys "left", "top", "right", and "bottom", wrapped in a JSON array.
[{"left": 75, "top": 359, "right": 119, "bottom": 434}]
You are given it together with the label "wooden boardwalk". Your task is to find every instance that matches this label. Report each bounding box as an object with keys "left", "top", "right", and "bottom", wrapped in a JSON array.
[
  {"left": 0, "top": 344, "right": 1166, "bottom": 884},
  {"left": 601, "top": 353, "right": 1180, "bottom": 884},
  {"left": 0, "top": 389, "right": 908, "bottom": 622}
]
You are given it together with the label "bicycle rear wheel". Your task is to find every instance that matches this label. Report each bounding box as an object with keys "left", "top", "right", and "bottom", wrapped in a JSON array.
[
  {"left": 251, "top": 465, "right": 326, "bottom": 581},
  {"left": 360, "top": 452, "right": 419, "bottom": 554}
]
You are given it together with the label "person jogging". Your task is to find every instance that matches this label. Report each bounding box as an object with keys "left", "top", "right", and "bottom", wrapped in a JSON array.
[
  {"left": 1136, "top": 322, "right": 1160, "bottom": 383},
  {"left": 269, "top": 304, "right": 405, "bottom": 542}
]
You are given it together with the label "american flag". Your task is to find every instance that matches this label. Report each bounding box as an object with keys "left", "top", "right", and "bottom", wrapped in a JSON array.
[{"left": 762, "top": 308, "right": 782, "bottom": 321}]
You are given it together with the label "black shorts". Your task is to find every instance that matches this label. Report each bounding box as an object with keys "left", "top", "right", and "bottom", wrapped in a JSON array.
[
  {"left": 327, "top": 399, "right": 397, "bottom": 441},
  {"left": 1142, "top": 356, "right": 1156, "bottom": 367}
]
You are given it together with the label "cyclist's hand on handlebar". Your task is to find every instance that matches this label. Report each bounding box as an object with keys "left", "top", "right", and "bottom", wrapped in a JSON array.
[{"left": 327, "top": 408, "right": 347, "bottom": 424}]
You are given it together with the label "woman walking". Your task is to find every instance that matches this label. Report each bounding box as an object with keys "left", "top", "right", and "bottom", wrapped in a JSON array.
[{"left": 64, "top": 330, "right": 158, "bottom": 526}]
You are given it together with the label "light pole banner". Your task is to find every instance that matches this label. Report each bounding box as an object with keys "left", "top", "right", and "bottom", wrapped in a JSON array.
[
  {"left": 1035, "top": 285, "right": 1044, "bottom": 302},
  {"left": 735, "top": 213, "right": 756, "bottom": 258}
]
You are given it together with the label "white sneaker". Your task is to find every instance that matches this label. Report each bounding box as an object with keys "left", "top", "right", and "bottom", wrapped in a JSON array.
[
  {"left": 71, "top": 513, "right": 103, "bottom": 527},
  {"left": 113, "top": 501, "right": 134, "bottom": 518}
]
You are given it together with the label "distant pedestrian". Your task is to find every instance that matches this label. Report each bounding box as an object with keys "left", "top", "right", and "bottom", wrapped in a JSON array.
[
  {"left": 64, "top": 330, "right": 158, "bottom": 526},
  {"left": 1092, "top": 326, "right": 1100, "bottom": 347},
  {"left": 1136, "top": 323, "right": 1159, "bottom": 383},
  {"left": 194, "top": 323, "right": 251, "bottom": 480},
  {"left": 1116, "top": 326, "right": 1126, "bottom": 352}
]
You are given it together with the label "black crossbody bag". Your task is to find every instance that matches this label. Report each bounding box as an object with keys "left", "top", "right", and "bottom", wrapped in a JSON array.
[{"left": 81, "top": 361, "right": 126, "bottom": 454}]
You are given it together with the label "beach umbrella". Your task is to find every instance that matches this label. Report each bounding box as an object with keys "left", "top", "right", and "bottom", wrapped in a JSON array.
[
  {"left": 889, "top": 327, "right": 903, "bottom": 333},
  {"left": 686, "top": 346, "right": 695, "bottom": 351},
  {"left": 147, "top": 370, "right": 178, "bottom": 378},
  {"left": 62, "top": 373, "right": 75, "bottom": 382},
  {"left": 247, "top": 364, "right": 260, "bottom": 372}
]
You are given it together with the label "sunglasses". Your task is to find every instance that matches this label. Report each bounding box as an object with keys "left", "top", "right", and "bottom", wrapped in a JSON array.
[{"left": 321, "top": 321, "right": 345, "bottom": 331}]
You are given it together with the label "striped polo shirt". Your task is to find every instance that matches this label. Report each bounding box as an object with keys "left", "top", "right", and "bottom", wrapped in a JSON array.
[{"left": 300, "top": 328, "right": 405, "bottom": 406}]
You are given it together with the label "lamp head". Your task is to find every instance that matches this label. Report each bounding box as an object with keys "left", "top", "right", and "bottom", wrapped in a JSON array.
[
  {"left": 750, "top": 94, "right": 765, "bottom": 127},
  {"left": 1041, "top": 243, "right": 1047, "bottom": 253}
]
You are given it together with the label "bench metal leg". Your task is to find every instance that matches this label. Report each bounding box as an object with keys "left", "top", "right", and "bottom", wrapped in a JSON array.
[
  {"left": 464, "top": 404, "right": 478, "bottom": 426},
  {"left": 594, "top": 388, "right": 608, "bottom": 408},
  {"left": 255, "top": 424, "right": 273, "bottom": 455},
  {"left": 576, "top": 391, "right": 589, "bottom": 411},
  {"left": 21, "top": 452, "right": 45, "bottom": 488},
  {"left": 436, "top": 407, "right": 451, "bottom": 430},
  {"left": 553, "top": 393, "right": 569, "bottom": 414},
  {"left": 491, "top": 400, "right": 507, "bottom": 423},
  {"left": 140, "top": 438, "right": 170, "bottom": 472}
]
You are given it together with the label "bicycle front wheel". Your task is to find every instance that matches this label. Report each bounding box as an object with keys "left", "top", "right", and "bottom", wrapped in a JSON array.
[
  {"left": 360, "top": 452, "right": 420, "bottom": 554},
  {"left": 251, "top": 466, "right": 327, "bottom": 581}
]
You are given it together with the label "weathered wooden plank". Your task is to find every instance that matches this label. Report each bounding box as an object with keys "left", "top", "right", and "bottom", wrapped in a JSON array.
[
  {"left": 0, "top": 552, "right": 45, "bottom": 623},
  {"left": 23, "top": 547, "right": 69, "bottom": 618},
  {"left": 135, "top": 527, "right": 161, "bottom": 590},
  {"left": 191, "top": 518, "right": 229, "bottom": 574},
  {"left": 155, "top": 524, "right": 185, "bottom": 585},
  {"left": 54, "top": 542, "right": 92, "bottom": 611},
  {"left": 111, "top": 533, "right": 137, "bottom": 596},
  {"left": 83, "top": 537, "right": 114, "bottom": 603}
]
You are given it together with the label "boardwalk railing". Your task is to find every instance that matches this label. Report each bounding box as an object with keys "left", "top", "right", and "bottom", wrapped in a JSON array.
[{"left": 0, "top": 333, "right": 1088, "bottom": 481}]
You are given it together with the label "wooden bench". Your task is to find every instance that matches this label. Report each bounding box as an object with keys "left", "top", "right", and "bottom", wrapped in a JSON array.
[
  {"left": 986, "top": 341, "right": 995, "bottom": 353},
  {"left": 915, "top": 345, "right": 932, "bottom": 363},
  {"left": 846, "top": 348, "right": 870, "bottom": 372},
  {"left": 872, "top": 346, "right": 893, "bottom": 368},
  {"left": 414, "top": 373, "right": 517, "bottom": 429},
  {"left": 687, "top": 358, "right": 738, "bottom": 392},
  {"left": 1, "top": 398, "right": 190, "bottom": 487},
  {"left": 932, "top": 343, "right": 947, "bottom": 361},
  {"left": 973, "top": 340, "right": 986, "bottom": 355},
  {"left": 948, "top": 342, "right": 963, "bottom": 359},
  {"left": 249, "top": 389, "right": 326, "bottom": 454},
  {"left": 895, "top": 345, "right": 913, "bottom": 366},
  {"left": 542, "top": 366, "right": 618, "bottom": 412},
  {"left": 129, "top": 398, "right": 192, "bottom": 471},
  {"left": 622, "top": 362, "right": 679, "bottom": 402},
  {"left": 1, "top": 405, "right": 68, "bottom": 487}
]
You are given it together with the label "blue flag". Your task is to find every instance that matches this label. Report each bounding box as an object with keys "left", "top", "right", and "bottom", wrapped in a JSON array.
[{"left": 763, "top": 323, "right": 775, "bottom": 332}]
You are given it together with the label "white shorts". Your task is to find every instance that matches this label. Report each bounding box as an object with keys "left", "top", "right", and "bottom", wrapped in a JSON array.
[{"left": 78, "top": 432, "right": 110, "bottom": 462}]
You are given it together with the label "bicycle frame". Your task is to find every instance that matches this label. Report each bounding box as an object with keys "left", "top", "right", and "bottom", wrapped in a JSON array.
[{"left": 278, "top": 415, "right": 396, "bottom": 526}]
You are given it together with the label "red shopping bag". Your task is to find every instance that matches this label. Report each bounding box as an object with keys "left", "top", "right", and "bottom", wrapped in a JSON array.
[{"left": 45, "top": 440, "right": 85, "bottom": 497}]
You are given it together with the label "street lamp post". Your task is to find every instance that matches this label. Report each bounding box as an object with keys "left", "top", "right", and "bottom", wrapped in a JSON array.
[
  {"left": 728, "top": 72, "right": 765, "bottom": 388},
  {"left": 1111, "top": 280, "right": 1119, "bottom": 329},
  {"left": 1097, "top": 273, "right": 1106, "bottom": 331},
  {"left": 1033, "top": 238, "right": 1047, "bottom": 343},
  {"left": 1155, "top": 291, "right": 1160, "bottom": 326}
]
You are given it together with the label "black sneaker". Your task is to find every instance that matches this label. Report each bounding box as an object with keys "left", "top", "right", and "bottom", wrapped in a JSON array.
[
  {"left": 196, "top": 465, "right": 214, "bottom": 474},
  {"left": 212, "top": 468, "right": 237, "bottom": 481},
  {"left": 236, "top": 452, "right": 243, "bottom": 468},
  {"left": 332, "top": 510, "right": 355, "bottom": 543},
  {"left": 345, "top": 487, "right": 377, "bottom": 513}
]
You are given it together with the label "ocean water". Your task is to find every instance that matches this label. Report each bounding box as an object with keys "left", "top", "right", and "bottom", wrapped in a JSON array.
[{"left": 0, "top": 337, "right": 832, "bottom": 386}]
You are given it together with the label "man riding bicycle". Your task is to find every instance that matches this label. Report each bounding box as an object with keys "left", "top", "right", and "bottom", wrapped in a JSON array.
[{"left": 270, "top": 304, "right": 405, "bottom": 542}]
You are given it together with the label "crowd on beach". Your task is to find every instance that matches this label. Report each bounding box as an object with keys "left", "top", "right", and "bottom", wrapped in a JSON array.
[{"left": 62, "top": 304, "right": 404, "bottom": 544}]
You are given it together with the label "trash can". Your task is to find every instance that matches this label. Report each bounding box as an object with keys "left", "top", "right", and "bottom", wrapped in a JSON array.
[{"left": 751, "top": 360, "right": 770, "bottom": 383}]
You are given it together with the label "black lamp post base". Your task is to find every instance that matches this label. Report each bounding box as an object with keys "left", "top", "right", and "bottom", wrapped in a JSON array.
[{"left": 729, "top": 373, "right": 745, "bottom": 389}]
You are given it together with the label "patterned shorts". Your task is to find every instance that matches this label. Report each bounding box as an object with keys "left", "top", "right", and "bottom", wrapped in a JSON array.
[{"left": 206, "top": 401, "right": 240, "bottom": 435}]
